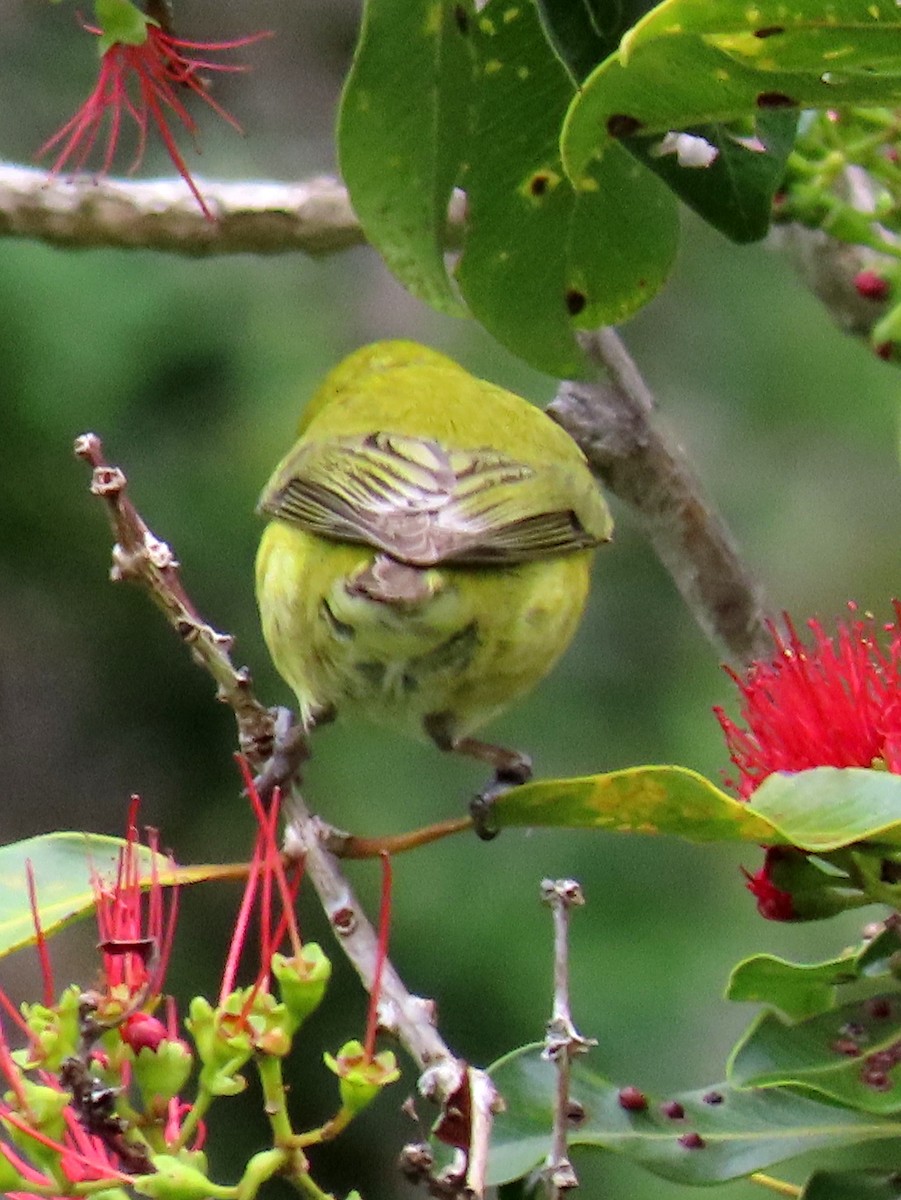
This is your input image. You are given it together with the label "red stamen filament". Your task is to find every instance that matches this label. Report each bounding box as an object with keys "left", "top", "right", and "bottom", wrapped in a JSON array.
[{"left": 364, "top": 852, "right": 393, "bottom": 1062}]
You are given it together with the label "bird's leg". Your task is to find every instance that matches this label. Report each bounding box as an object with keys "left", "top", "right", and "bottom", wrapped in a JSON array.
[
  {"left": 424, "top": 713, "right": 532, "bottom": 841},
  {"left": 253, "top": 703, "right": 335, "bottom": 801}
]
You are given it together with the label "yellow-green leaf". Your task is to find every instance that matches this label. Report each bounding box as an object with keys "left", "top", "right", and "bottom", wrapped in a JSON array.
[{"left": 493, "top": 765, "right": 780, "bottom": 843}]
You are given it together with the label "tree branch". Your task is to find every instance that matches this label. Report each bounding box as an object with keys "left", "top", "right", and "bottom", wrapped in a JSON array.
[
  {"left": 75, "top": 434, "right": 498, "bottom": 1199},
  {"left": 285, "top": 797, "right": 500, "bottom": 1199},
  {"left": 549, "top": 329, "right": 774, "bottom": 668},
  {"left": 0, "top": 164, "right": 366, "bottom": 256}
]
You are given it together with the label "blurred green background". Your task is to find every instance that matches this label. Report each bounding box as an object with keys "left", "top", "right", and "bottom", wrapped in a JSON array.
[{"left": 0, "top": 2, "right": 899, "bottom": 1196}]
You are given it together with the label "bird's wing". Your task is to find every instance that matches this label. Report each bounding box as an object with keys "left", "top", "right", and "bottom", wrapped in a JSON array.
[{"left": 257, "top": 433, "right": 610, "bottom": 566}]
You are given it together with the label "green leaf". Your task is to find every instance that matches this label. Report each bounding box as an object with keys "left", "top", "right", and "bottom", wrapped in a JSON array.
[
  {"left": 455, "top": 0, "right": 679, "bottom": 376},
  {"left": 0, "top": 833, "right": 167, "bottom": 957},
  {"left": 728, "top": 924, "right": 901, "bottom": 1020},
  {"left": 0, "top": 834, "right": 227, "bottom": 959},
  {"left": 802, "top": 1169, "right": 901, "bottom": 1200},
  {"left": 727, "top": 953, "right": 858, "bottom": 1021},
  {"left": 729, "top": 992, "right": 901, "bottom": 1113},
  {"left": 492, "top": 765, "right": 780, "bottom": 843},
  {"left": 626, "top": 110, "right": 797, "bottom": 242},
  {"left": 561, "top": 3, "right": 901, "bottom": 185},
  {"left": 535, "top": 0, "right": 657, "bottom": 82},
  {"left": 745, "top": 769, "right": 901, "bottom": 852},
  {"left": 338, "top": 0, "right": 474, "bottom": 314},
  {"left": 488, "top": 1044, "right": 901, "bottom": 1187}
]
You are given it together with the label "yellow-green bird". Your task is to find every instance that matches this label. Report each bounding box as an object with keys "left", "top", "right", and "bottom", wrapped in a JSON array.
[{"left": 255, "top": 341, "right": 612, "bottom": 822}]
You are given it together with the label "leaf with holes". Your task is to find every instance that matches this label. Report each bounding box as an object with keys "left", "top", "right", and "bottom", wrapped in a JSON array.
[
  {"left": 486, "top": 1044, "right": 901, "bottom": 1187},
  {"left": 561, "top": 2, "right": 901, "bottom": 185},
  {"left": 729, "top": 992, "right": 901, "bottom": 1113},
  {"left": 456, "top": 0, "right": 678, "bottom": 375},
  {"left": 338, "top": 0, "right": 475, "bottom": 314}
]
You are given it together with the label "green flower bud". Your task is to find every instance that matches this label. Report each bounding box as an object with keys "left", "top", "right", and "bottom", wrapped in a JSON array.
[
  {"left": 133, "top": 1154, "right": 228, "bottom": 1200},
  {"left": 236, "top": 1148, "right": 287, "bottom": 1199},
  {"left": 132, "top": 1037, "right": 194, "bottom": 1107},
  {"left": 272, "top": 943, "right": 331, "bottom": 1031},
  {"left": 323, "top": 1040, "right": 400, "bottom": 1116},
  {"left": 17, "top": 985, "right": 82, "bottom": 1071},
  {"left": 186, "top": 996, "right": 250, "bottom": 1097}
]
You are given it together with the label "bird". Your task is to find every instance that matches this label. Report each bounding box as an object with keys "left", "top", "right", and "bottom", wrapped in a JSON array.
[{"left": 255, "top": 340, "right": 612, "bottom": 828}]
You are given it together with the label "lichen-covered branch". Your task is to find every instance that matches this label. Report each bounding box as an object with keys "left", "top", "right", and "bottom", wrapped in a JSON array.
[
  {"left": 549, "top": 329, "right": 774, "bottom": 668},
  {"left": 0, "top": 164, "right": 366, "bottom": 256}
]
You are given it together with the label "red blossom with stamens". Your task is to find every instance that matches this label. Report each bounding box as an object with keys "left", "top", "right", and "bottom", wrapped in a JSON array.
[
  {"left": 0, "top": 1023, "right": 131, "bottom": 1195},
  {"left": 37, "top": 16, "right": 269, "bottom": 219},
  {"left": 742, "top": 854, "right": 796, "bottom": 921},
  {"left": 221, "top": 761, "right": 304, "bottom": 1017},
  {"left": 92, "top": 796, "right": 178, "bottom": 1015},
  {"left": 715, "top": 601, "right": 901, "bottom": 800}
]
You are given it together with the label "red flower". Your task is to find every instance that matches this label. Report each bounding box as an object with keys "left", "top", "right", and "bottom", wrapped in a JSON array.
[
  {"left": 219, "top": 762, "right": 304, "bottom": 1010},
  {"left": 715, "top": 602, "right": 901, "bottom": 800},
  {"left": 37, "top": 5, "right": 269, "bottom": 219},
  {"left": 92, "top": 796, "right": 178, "bottom": 1017},
  {"left": 742, "top": 851, "right": 796, "bottom": 921}
]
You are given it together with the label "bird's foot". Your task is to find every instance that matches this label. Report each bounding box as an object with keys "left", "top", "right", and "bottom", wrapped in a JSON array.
[{"left": 470, "top": 755, "right": 533, "bottom": 842}]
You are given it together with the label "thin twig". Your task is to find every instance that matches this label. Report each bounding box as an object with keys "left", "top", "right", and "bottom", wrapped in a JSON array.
[
  {"left": 548, "top": 329, "right": 774, "bottom": 668},
  {"left": 73, "top": 433, "right": 276, "bottom": 766},
  {"left": 75, "top": 436, "right": 499, "bottom": 1198},
  {"left": 540, "top": 880, "right": 595, "bottom": 1198},
  {"left": 284, "top": 795, "right": 500, "bottom": 1199}
]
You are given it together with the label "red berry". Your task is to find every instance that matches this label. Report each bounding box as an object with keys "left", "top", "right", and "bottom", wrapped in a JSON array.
[{"left": 854, "top": 270, "right": 890, "bottom": 302}]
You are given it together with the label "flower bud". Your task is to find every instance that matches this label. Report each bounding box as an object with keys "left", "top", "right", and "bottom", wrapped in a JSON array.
[
  {"left": 133, "top": 1154, "right": 221, "bottom": 1200},
  {"left": 186, "top": 997, "right": 250, "bottom": 1097},
  {"left": 121, "top": 1013, "right": 168, "bottom": 1054},
  {"left": 272, "top": 943, "right": 331, "bottom": 1031},
  {"left": 323, "top": 1040, "right": 400, "bottom": 1116},
  {"left": 745, "top": 847, "right": 868, "bottom": 922},
  {"left": 18, "top": 985, "right": 82, "bottom": 1071},
  {"left": 853, "top": 270, "right": 891, "bottom": 302},
  {"left": 131, "top": 1035, "right": 193, "bottom": 1107}
]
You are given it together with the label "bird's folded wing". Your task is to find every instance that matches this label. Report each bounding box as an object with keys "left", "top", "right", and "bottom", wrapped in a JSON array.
[{"left": 258, "top": 433, "right": 611, "bottom": 566}]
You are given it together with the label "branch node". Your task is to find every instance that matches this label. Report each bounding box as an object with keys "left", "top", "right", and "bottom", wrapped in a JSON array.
[
  {"left": 110, "top": 542, "right": 142, "bottom": 583},
  {"left": 91, "top": 465, "right": 127, "bottom": 498},
  {"left": 142, "top": 532, "right": 178, "bottom": 571}
]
